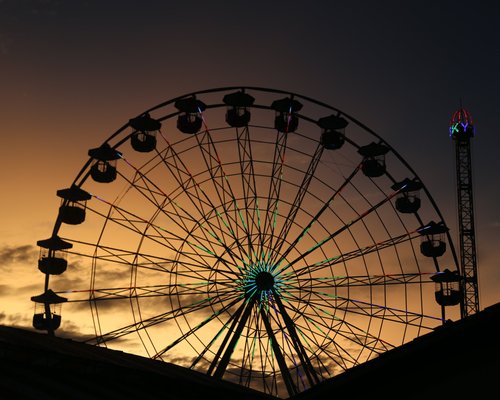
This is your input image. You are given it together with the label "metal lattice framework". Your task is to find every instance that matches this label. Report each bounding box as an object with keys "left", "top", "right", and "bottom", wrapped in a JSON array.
[
  {"left": 33, "top": 87, "right": 460, "bottom": 397},
  {"left": 450, "top": 108, "right": 480, "bottom": 317}
]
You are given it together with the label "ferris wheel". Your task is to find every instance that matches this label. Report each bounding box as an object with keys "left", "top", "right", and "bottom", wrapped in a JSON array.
[{"left": 32, "top": 87, "right": 461, "bottom": 397}]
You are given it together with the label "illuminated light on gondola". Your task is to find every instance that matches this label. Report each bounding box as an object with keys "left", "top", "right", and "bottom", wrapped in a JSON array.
[
  {"left": 391, "top": 178, "right": 423, "bottom": 213},
  {"left": 271, "top": 97, "right": 302, "bottom": 133},
  {"left": 418, "top": 221, "right": 448, "bottom": 257},
  {"left": 175, "top": 97, "right": 207, "bottom": 134}
]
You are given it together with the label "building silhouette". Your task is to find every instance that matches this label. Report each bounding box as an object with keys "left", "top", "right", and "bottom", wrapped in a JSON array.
[{"left": 1, "top": 302, "right": 498, "bottom": 399}]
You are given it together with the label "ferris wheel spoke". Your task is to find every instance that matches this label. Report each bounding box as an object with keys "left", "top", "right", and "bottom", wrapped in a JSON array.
[
  {"left": 289, "top": 272, "right": 433, "bottom": 292},
  {"left": 284, "top": 297, "right": 394, "bottom": 360},
  {"left": 65, "top": 218, "right": 239, "bottom": 281},
  {"left": 90, "top": 187, "right": 242, "bottom": 276},
  {"left": 87, "top": 288, "right": 240, "bottom": 345},
  {"left": 307, "top": 328, "right": 366, "bottom": 371},
  {"left": 301, "top": 297, "right": 394, "bottom": 352},
  {"left": 276, "top": 182, "right": 405, "bottom": 276},
  {"left": 258, "top": 129, "right": 288, "bottom": 264},
  {"left": 236, "top": 125, "right": 263, "bottom": 264},
  {"left": 192, "top": 122, "right": 253, "bottom": 264},
  {"left": 87, "top": 199, "right": 158, "bottom": 241},
  {"left": 117, "top": 153, "right": 246, "bottom": 272},
  {"left": 126, "top": 185, "right": 242, "bottom": 272},
  {"left": 67, "top": 242, "right": 212, "bottom": 280},
  {"left": 155, "top": 133, "right": 248, "bottom": 267},
  {"left": 190, "top": 296, "right": 251, "bottom": 370},
  {"left": 290, "top": 284, "right": 441, "bottom": 329},
  {"left": 333, "top": 295, "right": 442, "bottom": 327},
  {"left": 62, "top": 279, "right": 235, "bottom": 303},
  {"left": 66, "top": 240, "right": 167, "bottom": 273},
  {"left": 293, "top": 317, "right": 360, "bottom": 369},
  {"left": 271, "top": 142, "right": 324, "bottom": 264},
  {"left": 90, "top": 192, "right": 224, "bottom": 265},
  {"left": 330, "top": 320, "right": 393, "bottom": 359},
  {"left": 153, "top": 294, "right": 243, "bottom": 359},
  {"left": 292, "top": 230, "right": 421, "bottom": 279},
  {"left": 153, "top": 139, "right": 218, "bottom": 216},
  {"left": 292, "top": 316, "right": 354, "bottom": 370},
  {"left": 272, "top": 163, "right": 362, "bottom": 271}
]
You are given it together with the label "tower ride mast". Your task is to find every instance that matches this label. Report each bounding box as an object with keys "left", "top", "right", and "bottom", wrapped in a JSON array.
[{"left": 449, "top": 107, "right": 480, "bottom": 317}]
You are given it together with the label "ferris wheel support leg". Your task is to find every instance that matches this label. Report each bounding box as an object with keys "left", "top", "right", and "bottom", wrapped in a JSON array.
[
  {"left": 273, "top": 293, "right": 321, "bottom": 387},
  {"left": 207, "top": 299, "right": 247, "bottom": 376},
  {"left": 260, "top": 305, "right": 298, "bottom": 397},
  {"left": 212, "top": 297, "right": 256, "bottom": 379}
]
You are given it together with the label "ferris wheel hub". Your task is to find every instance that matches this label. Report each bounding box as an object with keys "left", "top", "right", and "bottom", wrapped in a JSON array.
[{"left": 255, "top": 271, "right": 275, "bottom": 291}]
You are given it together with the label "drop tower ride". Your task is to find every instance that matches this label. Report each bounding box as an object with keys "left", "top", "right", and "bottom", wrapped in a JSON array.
[{"left": 449, "top": 107, "right": 479, "bottom": 317}]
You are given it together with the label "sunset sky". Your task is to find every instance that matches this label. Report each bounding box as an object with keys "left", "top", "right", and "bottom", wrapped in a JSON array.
[{"left": 1, "top": 0, "right": 499, "bottom": 390}]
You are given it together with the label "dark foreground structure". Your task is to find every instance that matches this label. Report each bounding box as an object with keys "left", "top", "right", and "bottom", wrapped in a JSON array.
[
  {"left": 1, "top": 302, "right": 499, "bottom": 399},
  {"left": 0, "top": 325, "right": 274, "bottom": 400},
  {"left": 294, "top": 302, "right": 500, "bottom": 399}
]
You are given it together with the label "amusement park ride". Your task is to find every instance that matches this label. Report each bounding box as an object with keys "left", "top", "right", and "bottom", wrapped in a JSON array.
[
  {"left": 30, "top": 87, "right": 480, "bottom": 397},
  {"left": 448, "top": 107, "right": 479, "bottom": 317}
]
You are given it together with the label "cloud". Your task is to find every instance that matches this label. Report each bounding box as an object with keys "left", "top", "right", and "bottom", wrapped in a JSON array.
[
  {"left": 164, "top": 353, "right": 197, "bottom": 367},
  {"left": 0, "top": 244, "right": 37, "bottom": 269},
  {"left": 12, "top": 283, "right": 41, "bottom": 296},
  {"left": 55, "top": 320, "right": 102, "bottom": 342},
  {"left": 67, "top": 297, "right": 131, "bottom": 313},
  {"left": 0, "top": 284, "right": 15, "bottom": 296},
  {"left": 0, "top": 310, "right": 32, "bottom": 329}
]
